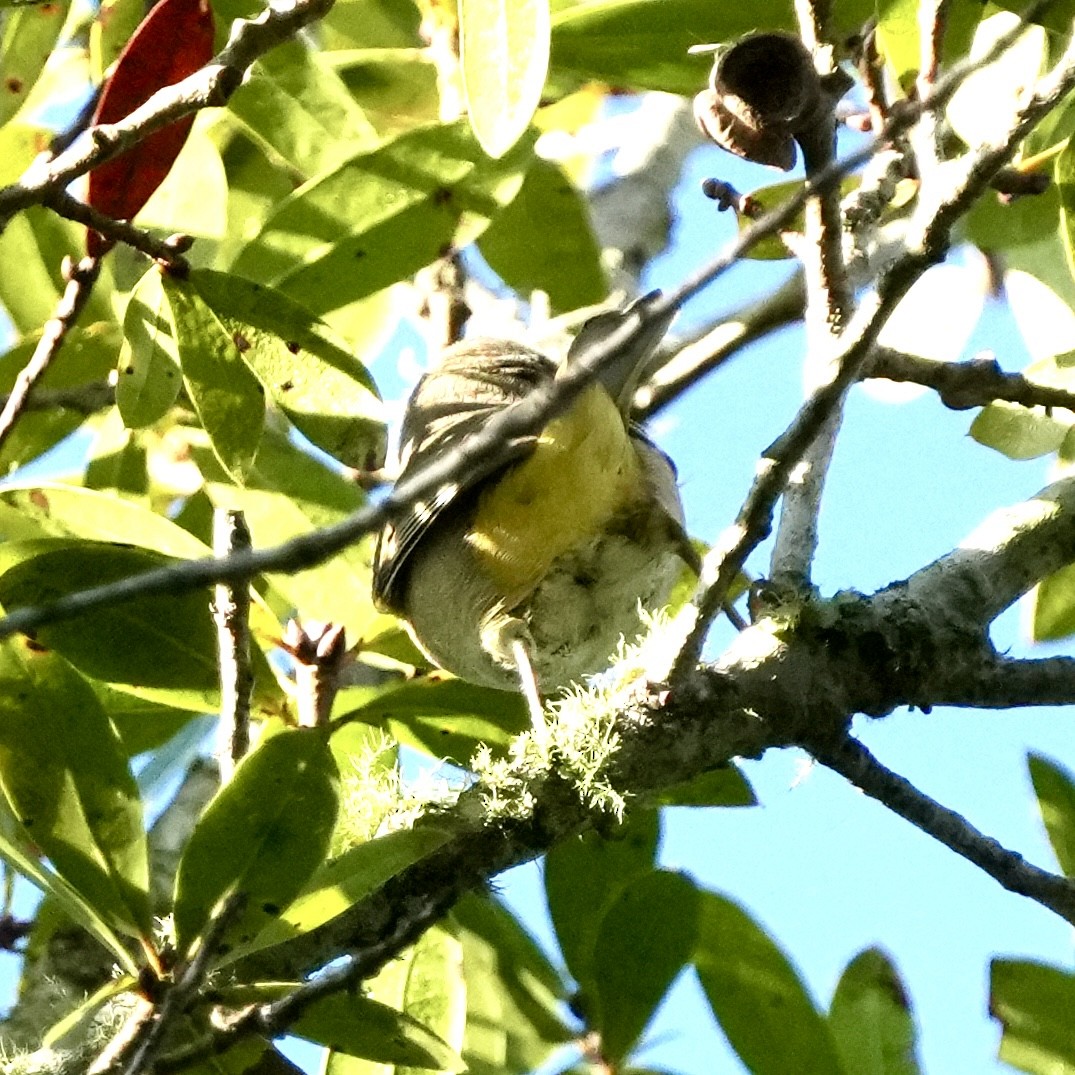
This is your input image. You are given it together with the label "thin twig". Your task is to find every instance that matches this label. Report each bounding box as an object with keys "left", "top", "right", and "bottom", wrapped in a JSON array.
[
  {"left": 0, "top": 256, "right": 100, "bottom": 456},
  {"left": 282, "top": 620, "right": 348, "bottom": 729},
  {"left": 633, "top": 273, "right": 805, "bottom": 418},
  {"left": 44, "top": 187, "right": 192, "bottom": 268},
  {"left": 213, "top": 510, "right": 254, "bottom": 784},
  {"left": 768, "top": 5, "right": 855, "bottom": 590},
  {"left": 870, "top": 347, "right": 1075, "bottom": 411},
  {"left": 809, "top": 734, "right": 1075, "bottom": 923}
]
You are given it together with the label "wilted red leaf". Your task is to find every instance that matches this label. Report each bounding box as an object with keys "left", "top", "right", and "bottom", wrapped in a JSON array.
[{"left": 86, "top": 0, "right": 215, "bottom": 256}]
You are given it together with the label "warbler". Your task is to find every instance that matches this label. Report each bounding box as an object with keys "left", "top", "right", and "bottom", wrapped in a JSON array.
[{"left": 372, "top": 294, "right": 698, "bottom": 719}]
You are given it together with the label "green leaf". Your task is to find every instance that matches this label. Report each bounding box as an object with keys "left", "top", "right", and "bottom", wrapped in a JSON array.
[
  {"left": 0, "top": 481, "right": 210, "bottom": 555},
  {"left": 116, "top": 267, "right": 182, "bottom": 428},
  {"left": 0, "top": 0, "right": 70, "bottom": 125},
  {"left": 0, "top": 122, "right": 50, "bottom": 185},
  {"left": 227, "top": 983, "right": 464, "bottom": 1070},
  {"left": 0, "top": 322, "right": 120, "bottom": 474},
  {"left": 94, "top": 683, "right": 197, "bottom": 757},
  {"left": 190, "top": 268, "right": 386, "bottom": 469},
  {"left": 89, "top": 0, "right": 143, "bottom": 78},
  {"left": 550, "top": 0, "right": 794, "bottom": 95},
  {"left": 220, "top": 823, "right": 453, "bottom": 964},
  {"left": 197, "top": 426, "right": 382, "bottom": 639},
  {"left": 331, "top": 48, "right": 441, "bottom": 137},
  {"left": 1028, "top": 753, "right": 1075, "bottom": 876},
  {"left": 654, "top": 764, "right": 757, "bottom": 808},
  {"left": 162, "top": 274, "right": 265, "bottom": 483},
  {"left": 969, "top": 401, "right": 1070, "bottom": 460},
  {"left": 991, "top": 959, "right": 1075, "bottom": 1073},
  {"left": 339, "top": 677, "right": 530, "bottom": 766},
  {"left": 0, "top": 789, "right": 137, "bottom": 972},
  {"left": 0, "top": 638, "right": 151, "bottom": 941},
  {"left": 694, "top": 891, "right": 844, "bottom": 1075},
  {"left": 1058, "top": 136, "right": 1075, "bottom": 287},
  {"left": 332, "top": 925, "right": 466, "bottom": 1075},
  {"left": 172, "top": 726, "right": 339, "bottom": 956},
  {"left": 228, "top": 40, "right": 380, "bottom": 177},
  {"left": 478, "top": 157, "right": 607, "bottom": 311},
  {"left": 0, "top": 540, "right": 220, "bottom": 701},
  {"left": 231, "top": 120, "right": 534, "bottom": 315},
  {"left": 460, "top": 0, "right": 550, "bottom": 159},
  {"left": 544, "top": 808, "right": 659, "bottom": 1001},
  {"left": 453, "top": 894, "right": 572, "bottom": 1074},
  {"left": 829, "top": 948, "right": 920, "bottom": 1075},
  {"left": 592, "top": 870, "right": 699, "bottom": 1063}
]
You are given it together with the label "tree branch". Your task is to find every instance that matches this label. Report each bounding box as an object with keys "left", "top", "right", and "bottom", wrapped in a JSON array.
[{"left": 807, "top": 734, "right": 1075, "bottom": 922}]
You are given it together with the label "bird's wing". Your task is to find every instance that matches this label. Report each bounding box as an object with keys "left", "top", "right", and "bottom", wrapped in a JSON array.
[{"left": 372, "top": 342, "right": 555, "bottom": 613}]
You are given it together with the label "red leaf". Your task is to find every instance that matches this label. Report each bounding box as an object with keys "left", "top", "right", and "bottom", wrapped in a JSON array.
[{"left": 86, "top": 0, "right": 215, "bottom": 255}]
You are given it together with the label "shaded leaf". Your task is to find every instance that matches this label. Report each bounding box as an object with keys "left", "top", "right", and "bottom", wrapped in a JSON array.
[
  {"left": 453, "top": 894, "right": 572, "bottom": 1074},
  {"left": 0, "top": 0, "right": 70, "bottom": 126},
  {"left": 226, "top": 983, "right": 464, "bottom": 1070},
  {"left": 191, "top": 268, "right": 386, "bottom": 469},
  {"left": 338, "top": 677, "right": 530, "bottom": 766},
  {"left": 544, "top": 808, "right": 659, "bottom": 1000},
  {"left": 1028, "top": 753, "right": 1075, "bottom": 876},
  {"left": 0, "top": 638, "right": 151, "bottom": 940},
  {"left": 331, "top": 48, "right": 441, "bottom": 137},
  {"left": 172, "top": 727, "right": 339, "bottom": 956},
  {"left": 593, "top": 870, "right": 699, "bottom": 1063},
  {"left": 460, "top": 0, "right": 550, "bottom": 158},
  {"left": 0, "top": 774, "right": 137, "bottom": 972},
  {"left": 829, "top": 948, "right": 920, "bottom": 1075},
  {"left": 0, "top": 322, "right": 120, "bottom": 474},
  {"left": 228, "top": 40, "right": 380, "bottom": 177},
  {"left": 86, "top": 0, "right": 215, "bottom": 254},
  {"left": 654, "top": 764, "right": 756, "bottom": 808},
  {"left": 220, "top": 823, "right": 453, "bottom": 964},
  {"left": 478, "top": 157, "right": 607, "bottom": 311},
  {"left": 89, "top": 0, "right": 143, "bottom": 78},
  {"left": 116, "top": 267, "right": 182, "bottom": 428},
  {"left": 0, "top": 540, "right": 220, "bottom": 698},
  {"left": 1059, "top": 135, "right": 1075, "bottom": 287},
  {"left": 231, "top": 120, "right": 534, "bottom": 315},
  {"left": 991, "top": 959, "right": 1075, "bottom": 1073},
  {"left": 694, "top": 891, "right": 843, "bottom": 1075},
  {"left": 162, "top": 274, "right": 266, "bottom": 482}
]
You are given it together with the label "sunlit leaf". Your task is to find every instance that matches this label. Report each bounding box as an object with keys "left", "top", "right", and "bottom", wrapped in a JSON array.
[
  {"left": 1028, "top": 753, "right": 1075, "bottom": 876},
  {"left": 460, "top": 0, "right": 550, "bottom": 159},
  {"left": 829, "top": 948, "right": 920, "bottom": 1075},
  {"left": 86, "top": 0, "right": 215, "bottom": 254},
  {"left": 116, "top": 267, "right": 182, "bottom": 428},
  {"left": 991, "top": 959, "right": 1075, "bottom": 1072},
  {"left": 162, "top": 274, "right": 266, "bottom": 482},
  {"left": 172, "top": 727, "right": 339, "bottom": 956},
  {"left": 0, "top": 0, "right": 70, "bottom": 126},
  {"left": 229, "top": 40, "right": 380, "bottom": 176},
  {"left": 0, "top": 638, "right": 151, "bottom": 941}
]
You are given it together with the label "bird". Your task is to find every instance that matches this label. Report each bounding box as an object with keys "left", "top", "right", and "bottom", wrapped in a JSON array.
[{"left": 372, "top": 293, "right": 699, "bottom": 731}]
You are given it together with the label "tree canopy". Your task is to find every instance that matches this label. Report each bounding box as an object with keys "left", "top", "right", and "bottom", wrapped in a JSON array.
[{"left": 0, "top": 0, "right": 1075, "bottom": 1073}]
